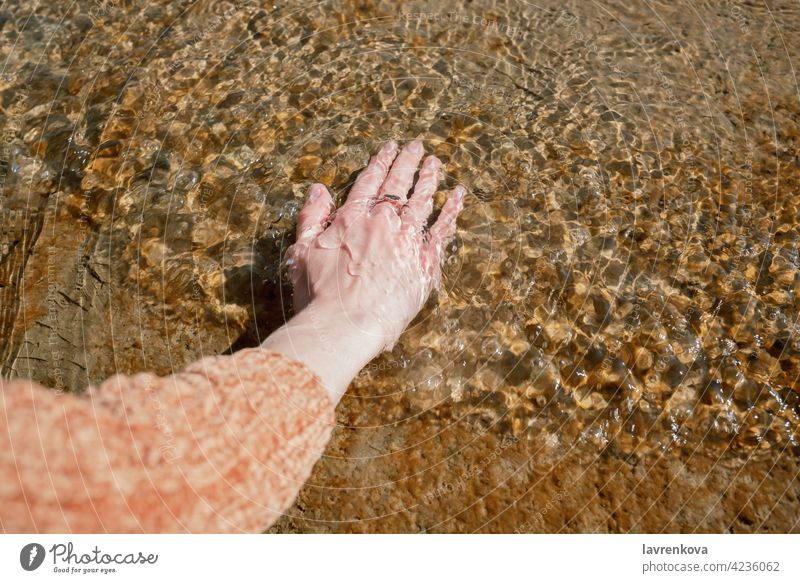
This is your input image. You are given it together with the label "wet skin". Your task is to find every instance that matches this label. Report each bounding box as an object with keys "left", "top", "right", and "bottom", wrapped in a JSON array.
[{"left": 262, "top": 141, "right": 465, "bottom": 403}]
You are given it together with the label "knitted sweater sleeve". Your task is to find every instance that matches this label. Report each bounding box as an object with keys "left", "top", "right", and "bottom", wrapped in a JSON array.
[{"left": 0, "top": 347, "right": 334, "bottom": 533}]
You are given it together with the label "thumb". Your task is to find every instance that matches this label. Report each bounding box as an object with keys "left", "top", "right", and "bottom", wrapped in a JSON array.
[
  {"left": 424, "top": 185, "right": 465, "bottom": 285},
  {"left": 296, "top": 183, "right": 333, "bottom": 243}
]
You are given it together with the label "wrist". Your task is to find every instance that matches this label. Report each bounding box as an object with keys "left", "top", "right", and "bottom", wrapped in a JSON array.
[
  {"left": 261, "top": 300, "right": 385, "bottom": 404},
  {"left": 297, "top": 300, "right": 387, "bottom": 366}
]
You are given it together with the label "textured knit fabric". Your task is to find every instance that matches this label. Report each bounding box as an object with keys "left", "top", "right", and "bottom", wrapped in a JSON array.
[{"left": 0, "top": 348, "right": 335, "bottom": 533}]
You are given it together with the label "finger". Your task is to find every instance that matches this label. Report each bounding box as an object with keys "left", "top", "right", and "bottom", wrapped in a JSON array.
[
  {"left": 344, "top": 140, "right": 398, "bottom": 209},
  {"left": 402, "top": 154, "right": 441, "bottom": 229},
  {"left": 425, "top": 185, "right": 466, "bottom": 270},
  {"left": 295, "top": 183, "right": 333, "bottom": 243},
  {"left": 371, "top": 199, "right": 403, "bottom": 229},
  {"left": 377, "top": 140, "right": 424, "bottom": 203}
]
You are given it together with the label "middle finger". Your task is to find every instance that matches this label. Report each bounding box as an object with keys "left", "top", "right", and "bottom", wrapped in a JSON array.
[{"left": 376, "top": 140, "right": 425, "bottom": 203}]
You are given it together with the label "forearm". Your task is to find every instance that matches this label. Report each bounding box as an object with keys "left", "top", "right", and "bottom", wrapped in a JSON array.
[{"left": 261, "top": 300, "right": 385, "bottom": 404}]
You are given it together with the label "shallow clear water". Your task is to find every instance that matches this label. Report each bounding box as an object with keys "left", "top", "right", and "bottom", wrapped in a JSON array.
[{"left": 1, "top": 0, "right": 798, "bottom": 531}]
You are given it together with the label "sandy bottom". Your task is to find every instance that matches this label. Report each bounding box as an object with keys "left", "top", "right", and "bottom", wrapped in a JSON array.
[{"left": 0, "top": 0, "right": 798, "bottom": 531}]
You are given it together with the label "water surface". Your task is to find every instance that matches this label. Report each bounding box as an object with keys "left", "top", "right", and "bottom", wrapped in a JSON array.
[{"left": 1, "top": 0, "right": 798, "bottom": 532}]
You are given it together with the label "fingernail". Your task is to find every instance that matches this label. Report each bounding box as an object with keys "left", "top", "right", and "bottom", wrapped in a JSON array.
[
  {"left": 455, "top": 185, "right": 466, "bottom": 200},
  {"left": 424, "top": 155, "right": 441, "bottom": 168},
  {"left": 308, "top": 184, "right": 322, "bottom": 199},
  {"left": 382, "top": 140, "right": 398, "bottom": 154},
  {"left": 408, "top": 140, "right": 423, "bottom": 154}
]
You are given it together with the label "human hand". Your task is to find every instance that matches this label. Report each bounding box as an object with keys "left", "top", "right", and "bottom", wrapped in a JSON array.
[
  {"left": 263, "top": 140, "right": 464, "bottom": 403},
  {"left": 286, "top": 139, "right": 465, "bottom": 354}
]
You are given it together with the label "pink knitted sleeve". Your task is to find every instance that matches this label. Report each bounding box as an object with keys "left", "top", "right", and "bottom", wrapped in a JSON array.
[{"left": 0, "top": 348, "right": 335, "bottom": 533}]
